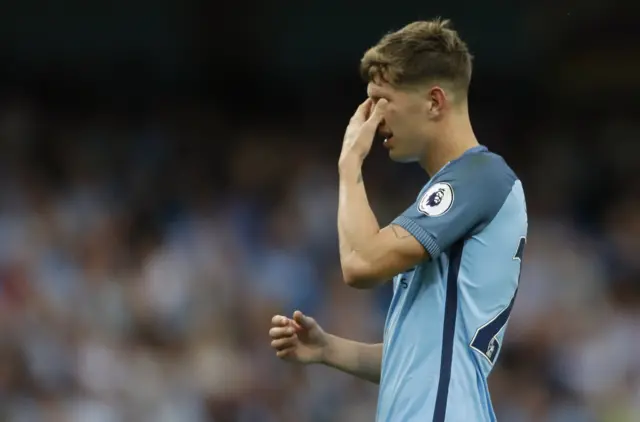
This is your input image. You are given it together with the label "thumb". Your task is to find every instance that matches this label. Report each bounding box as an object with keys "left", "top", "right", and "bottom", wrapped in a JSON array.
[{"left": 293, "top": 310, "right": 315, "bottom": 330}]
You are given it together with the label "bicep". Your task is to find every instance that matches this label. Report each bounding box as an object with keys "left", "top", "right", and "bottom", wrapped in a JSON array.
[{"left": 342, "top": 224, "right": 429, "bottom": 287}]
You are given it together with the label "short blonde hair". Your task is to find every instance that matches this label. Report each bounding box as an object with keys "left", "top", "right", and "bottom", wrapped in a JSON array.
[{"left": 360, "top": 19, "right": 473, "bottom": 94}]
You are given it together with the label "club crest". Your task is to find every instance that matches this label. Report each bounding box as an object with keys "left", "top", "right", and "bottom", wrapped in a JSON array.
[{"left": 418, "top": 182, "right": 454, "bottom": 217}]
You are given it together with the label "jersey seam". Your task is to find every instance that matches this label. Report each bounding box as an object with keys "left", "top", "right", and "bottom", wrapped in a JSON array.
[{"left": 472, "top": 179, "right": 518, "bottom": 236}]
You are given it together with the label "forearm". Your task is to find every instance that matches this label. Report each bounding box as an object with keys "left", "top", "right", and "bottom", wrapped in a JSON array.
[
  {"left": 321, "top": 334, "right": 383, "bottom": 384},
  {"left": 337, "top": 158, "right": 381, "bottom": 272}
]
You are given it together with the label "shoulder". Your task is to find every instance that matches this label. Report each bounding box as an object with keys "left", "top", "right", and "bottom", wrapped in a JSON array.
[
  {"left": 443, "top": 150, "right": 517, "bottom": 187},
  {"left": 438, "top": 150, "right": 518, "bottom": 198},
  {"left": 417, "top": 150, "right": 519, "bottom": 221}
]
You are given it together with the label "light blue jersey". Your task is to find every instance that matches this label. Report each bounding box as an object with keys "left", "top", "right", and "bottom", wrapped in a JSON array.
[{"left": 377, "top": 146, "right": 527, "bottom": 422}]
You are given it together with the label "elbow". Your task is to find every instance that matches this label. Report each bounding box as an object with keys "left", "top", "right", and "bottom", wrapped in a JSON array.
[
  {"left": 341, "top": 253, "right": 380, "bottom": 289},
  {"left": 342, "top": 270, "right": 371, "bottom": 289}
]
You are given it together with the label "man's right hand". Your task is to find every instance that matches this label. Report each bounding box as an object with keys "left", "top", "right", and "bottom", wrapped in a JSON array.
[{"left": 269, "top": 310, "right": 328, "bottom": 364}]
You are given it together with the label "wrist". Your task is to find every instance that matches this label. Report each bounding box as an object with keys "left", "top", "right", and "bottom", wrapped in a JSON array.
[
  {"left": 338, "top": 154, "right": 363, "bottom": 175},
  {"left": 319, "top": 334, "right": 339, "bottom": 366}
]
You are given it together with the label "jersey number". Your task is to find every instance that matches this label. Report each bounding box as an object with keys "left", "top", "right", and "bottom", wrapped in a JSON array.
[{"left": 470, "top": 237, "right": 526, "bottom": 364}]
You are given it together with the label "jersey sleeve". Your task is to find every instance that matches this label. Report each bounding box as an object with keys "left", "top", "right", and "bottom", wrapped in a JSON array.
[{"left": 392, "top": 155, "right": 517, "bottom": 259}]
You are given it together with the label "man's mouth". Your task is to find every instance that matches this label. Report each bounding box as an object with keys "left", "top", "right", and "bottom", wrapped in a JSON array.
[
  {"left": 382, "top": 133, "right": 394, "bottom": 148},
  {"left": 379, "top": 129, "right": 393, "bottom": 140}
]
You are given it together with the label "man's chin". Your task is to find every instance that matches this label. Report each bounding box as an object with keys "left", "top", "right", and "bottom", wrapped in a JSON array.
[{"left": 388, "top": 149, "right": 418, "bottom": 163}]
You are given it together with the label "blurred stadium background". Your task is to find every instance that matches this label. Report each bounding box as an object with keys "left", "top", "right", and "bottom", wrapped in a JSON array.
[{"left": 0, "top": 1, "right": 639, "bottom": 421}]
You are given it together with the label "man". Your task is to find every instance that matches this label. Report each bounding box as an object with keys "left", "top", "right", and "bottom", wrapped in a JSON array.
[{"left": 269, "top": 18, "right": 527, "bottom": 422}]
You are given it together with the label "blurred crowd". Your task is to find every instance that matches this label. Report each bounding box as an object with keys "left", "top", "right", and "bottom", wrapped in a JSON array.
[{"left": 0, "top": 95, "right": 639, "bottom": 422}]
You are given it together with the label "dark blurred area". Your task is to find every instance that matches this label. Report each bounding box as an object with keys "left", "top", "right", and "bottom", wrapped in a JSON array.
[{"left": 0, "top": 1, "right": 639, "bottom": 421}]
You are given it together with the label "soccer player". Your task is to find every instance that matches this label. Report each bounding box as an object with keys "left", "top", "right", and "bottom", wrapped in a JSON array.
[{"left": 269, "top": 19, "right": 527, "bottom": 421}]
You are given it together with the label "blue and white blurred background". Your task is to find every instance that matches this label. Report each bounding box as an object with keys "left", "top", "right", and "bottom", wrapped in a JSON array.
[{"left": 0, "top": 1, "right": 638, "bottom": 421}]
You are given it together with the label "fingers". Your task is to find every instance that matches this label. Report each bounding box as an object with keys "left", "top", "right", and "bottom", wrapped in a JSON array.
[
  {"left": 269, "top": 325, "right": 296, "bottom": 339},
  {"left": 276, "top": 347, "right": 295, "bottom": 359},
  {"left": 349, "top": 97, "right": 388, "bottom": 131},
  {"left": 271, "top": 337, "right": 296, "bottom": 350},
  {"left": 270, "top": 327, "right": 298, "bottom": 359},
  {"left": 357, "top": 98, "right": 374, "bottom": 116},
  {"left": 271, "top": 314, "right": 302, "bottom": 332},
  {"left": 355, "top": 99, "right": 387, "bottom": 139},
  {"left": 269, "top": 320, "right": 298, "bottom": 353},
  {"left": 269, "top": 313, "right": 314, "bottom": 361},
  {"left": 367, "top": 98, "right": 388, "bottom": 125},
  {"left": 271, "top": 315, "right": 290, "bottom": 327},
  {"left": 351, "top": 98, "right": 373, "bottom": 123}
]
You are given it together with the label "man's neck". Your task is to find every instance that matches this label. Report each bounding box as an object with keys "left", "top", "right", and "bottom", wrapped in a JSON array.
[{"left": 419, "top": 112, "right": 479, "bottom": 177}]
